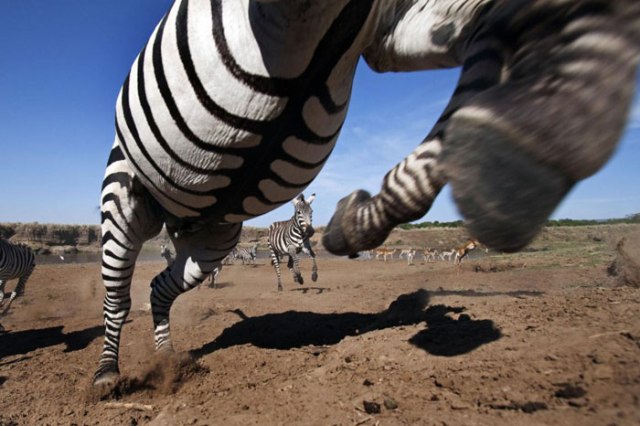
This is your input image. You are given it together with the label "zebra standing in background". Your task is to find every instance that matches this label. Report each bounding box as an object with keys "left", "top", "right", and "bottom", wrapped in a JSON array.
[
  {"left": 0, "top": 239, "right": 36, "bottom": 330},
  {"left": 268, "top": 193, "right": 318, "bottom": 291},
  {"left": 94, "top": 0, "right": 640, "bottom": 389},
  {"left": 234, "top": 244, "right": 258, "bottom": 265},
  {"left": 160, "top": 244, "right": 174, "bottom": 266}
]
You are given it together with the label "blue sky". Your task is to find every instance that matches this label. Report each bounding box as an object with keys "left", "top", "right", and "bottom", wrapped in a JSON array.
[{"left": 1, "top": 1, "right": 639, "bottom": 228}]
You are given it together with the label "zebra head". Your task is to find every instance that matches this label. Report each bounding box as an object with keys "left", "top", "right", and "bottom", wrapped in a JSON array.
[{"left": 292, "top": 193, "right": 315, "bottom": 237}]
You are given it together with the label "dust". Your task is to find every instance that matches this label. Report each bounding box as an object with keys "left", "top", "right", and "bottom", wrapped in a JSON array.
[
  {"left": 88, "top": 352, "right": 209, "bottom": 402},
  {"left": 608, "top": 230, "right": 640, "bottom": 287}
]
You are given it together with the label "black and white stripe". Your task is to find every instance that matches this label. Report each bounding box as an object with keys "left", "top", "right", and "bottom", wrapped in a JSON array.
[
  {"left": 0, "top": 239, "right": 36, "bottom": 327},
  {"left": 95, "top": 0, "right": 640, "bottom": 389},
  {"left": 267, "top": 193, "right": 318, "bottom": 291},
  {"left": 233, "top": 244, "right": 258, "bottom": 265}
]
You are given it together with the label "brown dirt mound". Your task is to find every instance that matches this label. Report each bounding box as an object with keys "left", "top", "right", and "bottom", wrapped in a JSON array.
[{"left": 608, "top": 230, "right": 640, "bottom": 287}]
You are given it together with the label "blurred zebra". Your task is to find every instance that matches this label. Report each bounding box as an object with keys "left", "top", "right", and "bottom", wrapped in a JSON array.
[
  {"left": 234, "top": 244, "right": 258, "bottom": 265},
  {"left": 0, "top": 239, "right": 36, "bottom": 329},
  {"left": 93, "top": 0, "right": 640, "bottom": 389},
  {"left": 160, "top": 244, "right": 173, "bottom": 266},
  {"left": 268, "top": 194, "right": 317, "bottom": 291}
]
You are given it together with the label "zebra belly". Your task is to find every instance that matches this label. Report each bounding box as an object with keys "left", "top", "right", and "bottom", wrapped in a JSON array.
[{"left": 122, "top": 129, "right": 339, "bottom": 223}]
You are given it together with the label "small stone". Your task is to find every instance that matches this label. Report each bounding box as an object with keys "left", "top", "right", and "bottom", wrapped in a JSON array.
[
  {"left": 363, "top": 401, "right": 381, "bottom": 414},
  {"left": 555, "top": 383, "right": 587, "bottom": 399},
  {"left": 362, "top": 379, "right": 374, "bottom": 387},
  {"left": 383, "top": 397, "right": 398, "bottom": 410}
]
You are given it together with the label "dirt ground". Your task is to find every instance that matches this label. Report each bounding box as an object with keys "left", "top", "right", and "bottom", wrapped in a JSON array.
[{"left": 1, "top": 226, "right": 640, "bottom": 425}]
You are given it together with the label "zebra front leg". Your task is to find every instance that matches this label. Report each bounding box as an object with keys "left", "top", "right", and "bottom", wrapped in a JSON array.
[
  {"left": 0, "top": 271, "right": 33, "bottom": 315},
  {"left": 151, "top": 222, "right": 241, "bottom": 352},
  {"left": 93, "top": 144, "right": 164, "bottom": 389},
  {"left": 323, "top": 140, "right": 445, "bottom": 257},
  {"left": 442, "top": 1, "right": 640, "bottom": 252},
  {"left": 287, "top": 246, "right": 304, "bottom": 285},
  {"left": 302, "top": 239, "right": 318, "bottom": 282}
]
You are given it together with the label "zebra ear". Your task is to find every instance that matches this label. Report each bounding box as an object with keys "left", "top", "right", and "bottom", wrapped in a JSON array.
[
  {"left": 307, "top": 193, "right": 316, "bottom": 204},
  {"left": 292, "top": 194, "right": 303, "bottom": 206}
]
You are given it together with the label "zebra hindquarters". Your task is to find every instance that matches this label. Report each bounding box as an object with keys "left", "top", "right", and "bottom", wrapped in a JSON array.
[{"left": 442, "top": 0, "right": 640, "bottom": 252}]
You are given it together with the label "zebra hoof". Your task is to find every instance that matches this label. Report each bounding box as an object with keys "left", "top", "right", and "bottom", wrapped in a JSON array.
[
  {"left": 442, "top": 112, "right": 572, "bottom": 252},
  {"left": 311, "top": 272, "right": 318, "bottom": 282},
  {"left": 295, "top": 275, "right": 304, "bottom": 285},
  {"left": 323, "top": 190, "right": 391, "bottom": 256},
  {"left": 92, "top": 365, "right": 120, "bottom": 395}
]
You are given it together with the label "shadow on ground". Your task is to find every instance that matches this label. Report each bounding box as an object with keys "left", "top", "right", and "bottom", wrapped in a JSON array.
[
  {"left": 0, "top": 324, "right": 103, "bottom": 359},
  {"left": 192, "top": 289, "right": 502, "bottom": 359}
]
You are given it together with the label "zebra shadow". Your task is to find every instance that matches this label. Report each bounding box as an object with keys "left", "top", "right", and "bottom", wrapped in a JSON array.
[
  {"left": 428, "top": 288, "right": 544, "bottom": 298},
  {"left": 290, "top": 286, "right": 331, "bottom": 294},
  {"left": 0, "top": 324, "right": 103, "bottom": 360},
  {"left": 190, "top": 289, "right": 501, "bottom": 359}
]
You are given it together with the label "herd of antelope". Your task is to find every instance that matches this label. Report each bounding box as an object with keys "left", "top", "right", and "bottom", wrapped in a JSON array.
[{"left": 364, "top": 238, "right": 485, "bottom": 267}]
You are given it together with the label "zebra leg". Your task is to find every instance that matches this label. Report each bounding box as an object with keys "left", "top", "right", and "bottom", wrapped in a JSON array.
[
  {"left": 302, "top": 239, "right": 318, "bottom": 282},
  {"left": 269, "top": 248, "right": 284, "bottom": 292},
  {"left": 94, "top": 146, "right": 164, "bottom": 389},
  {"left": 287, "top": 248, "right": 304, "bottom": 285},
  {"left": 324, "top": 1, "right": 640, "bottom": 256},
  {"left": 442, "top": 1, "right": 640, "bottom": 252},
  {"left": 0, "top": 269, "right": 33, "bottom": 315},
  {"left": 323, "top": 139, "right": 445, "bottom": 257},
  {"left": 151, "top": 222, "right": 241, "bottom": 353},
  {"left": 0, "top": 280, "right": 5, "bottom": 307}
]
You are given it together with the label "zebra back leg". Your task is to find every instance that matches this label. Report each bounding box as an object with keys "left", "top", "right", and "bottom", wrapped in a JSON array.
[
  {"left": 268, "top": 245, "right": 284, "bottom": 292},
  {"left": 151, "top": 221, "right": 241, "bottom": 353},
  {"left": 94, "top": 144, "right": 164, "bottom": 389}
]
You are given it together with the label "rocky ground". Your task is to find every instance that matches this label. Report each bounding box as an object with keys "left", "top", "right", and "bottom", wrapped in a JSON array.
[{"left": 1, "top": 225, "right": 639, "bottom": 425}]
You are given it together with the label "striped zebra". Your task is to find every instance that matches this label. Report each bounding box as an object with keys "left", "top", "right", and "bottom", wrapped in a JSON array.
[
  {"left": 0, "top": 239, "right": 36, "bottom": 330},
  {"left": 234, "top": 244, "right": 258, "bottom": 265},
  {"left": 159, "top": 244, "right": 174, "bottom": 266},
  {"left": 267, "top": 193, "right": 318, "bottom": 291},
  {"left": 94, "top": 0, "right": 640, "bottom": 389}
]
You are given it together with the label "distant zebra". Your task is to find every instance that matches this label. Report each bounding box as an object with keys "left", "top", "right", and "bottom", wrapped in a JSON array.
[
  {"left": 234, "top": 244, "right": 258, "bottom": 265},
  {"left": 268, "top": 194, "right": 317, "bottom": 291},
  {"left": 93, "top": 0, "right": 640, "bottom": 389},
  {"left": 0, "top": 239, "right": 36, "bottom": 330},
  {"left": 160, "top": 244, "right": 173, "bottom": 266}
]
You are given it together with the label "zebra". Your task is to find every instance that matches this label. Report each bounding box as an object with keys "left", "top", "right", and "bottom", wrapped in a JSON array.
[
  {"left": 160, "top": 244, "right": 174, "bottom": 266},
  {"left": 0, "top": 239, "right": 36, "bottom": 330},
  {"left": 267, "top": 193, "right": 318, "bottom": 291},
  {"left": 234, "top": 244, "right": 258, "bottom": 265},
  {"left": 93, "top": 0, "right": 640, "bottom": 389}
]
